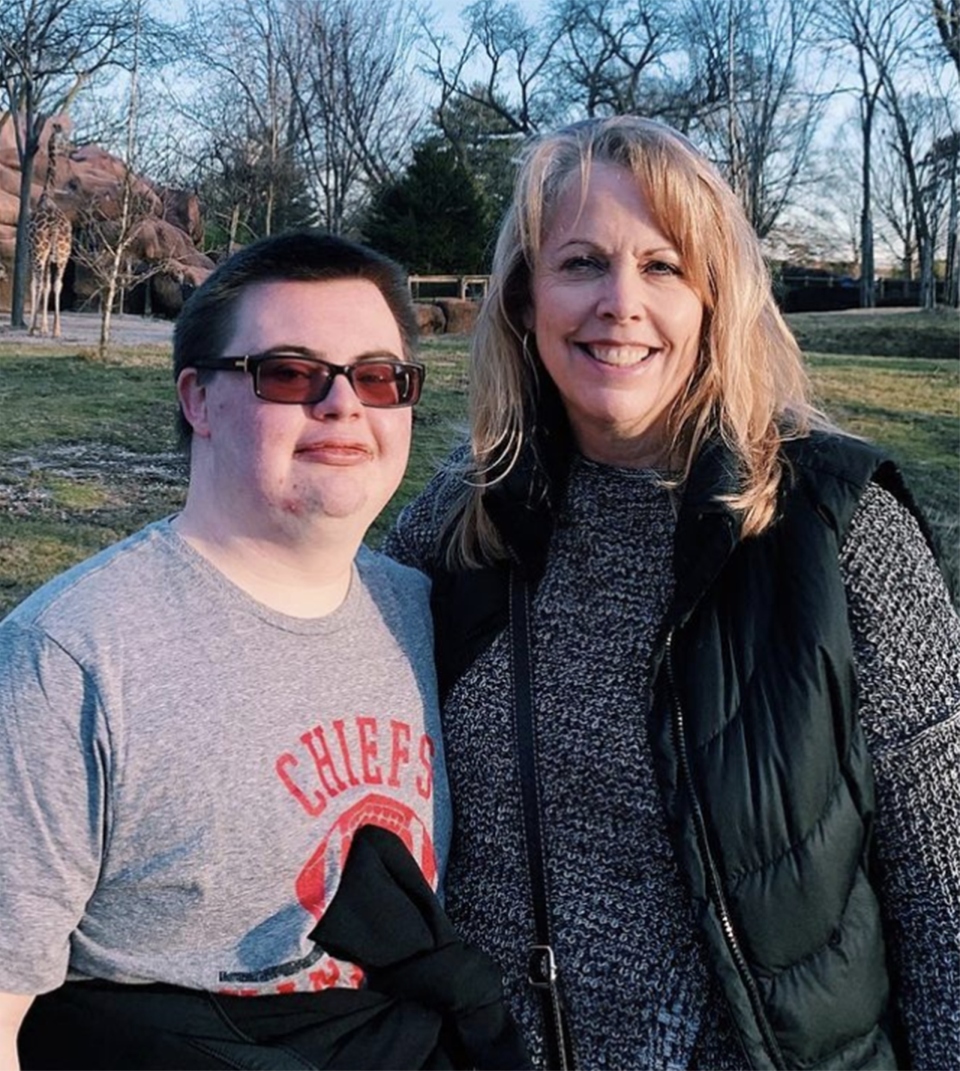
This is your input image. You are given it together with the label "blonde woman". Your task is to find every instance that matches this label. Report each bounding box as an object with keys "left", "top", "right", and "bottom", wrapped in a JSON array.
[{"left": 385, "top": 117, "right": 960, "bottom": 1070}]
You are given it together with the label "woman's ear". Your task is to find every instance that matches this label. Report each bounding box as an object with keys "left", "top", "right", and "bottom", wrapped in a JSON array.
[
  {"left": 522, "top": 305, "right": 535, "bottom": 331},
  {"left": 176, "top": 368, "right": 212, "bottom": 439}
]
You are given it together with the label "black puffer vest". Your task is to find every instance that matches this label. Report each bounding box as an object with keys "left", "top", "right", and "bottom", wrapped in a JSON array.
[
  {"left": 647, "top": 433, "right": 919, "bottom": 1070},
  {"left": 430, "top": 431, "right": 927, "bottom": 1070}
]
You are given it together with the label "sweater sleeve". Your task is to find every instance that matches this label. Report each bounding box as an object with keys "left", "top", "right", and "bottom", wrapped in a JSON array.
[
  {"left": 840, "top": 481, "right": 960, "bottom": 1070},
  {"left": 381, "top": 450, "right": 469, "bottom": 576}
]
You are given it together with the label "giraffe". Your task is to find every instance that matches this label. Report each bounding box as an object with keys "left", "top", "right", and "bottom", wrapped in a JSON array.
[{"left": 29, "top": 123, "right": 73, "bottom": 338}]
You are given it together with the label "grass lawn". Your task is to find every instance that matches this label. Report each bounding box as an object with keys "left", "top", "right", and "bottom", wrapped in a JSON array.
[
  {"left": 0, "top": 309, "right": 957, "bottom": 616},
  {"left": 788, "top": 307, "right": 958, "bottom": 360}
]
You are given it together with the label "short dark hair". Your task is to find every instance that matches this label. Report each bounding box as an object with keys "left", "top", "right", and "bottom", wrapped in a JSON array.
[{"left": 173, "top": 230, "right": 418, "bottom": 450}]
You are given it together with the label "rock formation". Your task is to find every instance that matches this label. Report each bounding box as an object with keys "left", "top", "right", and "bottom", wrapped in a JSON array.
[
  {"left": 434, "top": 297, "right": 479, "bottom": 335},
  {"left": 0, "top": 114, "right": 214, "bottom": 318}
]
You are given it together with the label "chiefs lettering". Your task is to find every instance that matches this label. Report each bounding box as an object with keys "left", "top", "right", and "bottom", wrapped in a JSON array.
[{"left": 275, "top": 716, "right": 435, "bottom": 816}]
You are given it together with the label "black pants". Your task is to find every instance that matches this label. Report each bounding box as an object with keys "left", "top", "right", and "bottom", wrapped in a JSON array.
[
  {"left": 18, "top": 827, "right": 529, "bottom": 1071},
  {"left": 20, "top": 980, "right": 461, "bottom": 1070}
]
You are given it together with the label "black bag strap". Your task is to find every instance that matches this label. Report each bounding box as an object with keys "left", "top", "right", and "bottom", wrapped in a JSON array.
[{"left": 509, "top": 570, "right": 577, "bottom": 1071}]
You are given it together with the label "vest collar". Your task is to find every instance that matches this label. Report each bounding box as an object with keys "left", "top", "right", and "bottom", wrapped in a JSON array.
[
  {"left": 484, "top": 407, "right": 745, "bottom": 611},
  {"left": 669, "top": 437, "right": 743, "bottom": 625}
]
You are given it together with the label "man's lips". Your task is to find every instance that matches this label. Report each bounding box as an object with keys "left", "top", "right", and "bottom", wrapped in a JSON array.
[
  {"left": 294, "top": 440, "right": 374, "bottom": 465},
  {"left": 575, "top": 341, "right": 661, "bottom": 367}
]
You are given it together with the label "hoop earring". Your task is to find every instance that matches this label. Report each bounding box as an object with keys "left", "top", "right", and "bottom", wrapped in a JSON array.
[{"left": 522, "top": 330, "right": 536, "bottom": 366}]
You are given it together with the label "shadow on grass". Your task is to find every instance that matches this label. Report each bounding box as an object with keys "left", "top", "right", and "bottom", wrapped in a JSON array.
[{"left": 787, "top": 309, "right": 960, "bottom": 360}]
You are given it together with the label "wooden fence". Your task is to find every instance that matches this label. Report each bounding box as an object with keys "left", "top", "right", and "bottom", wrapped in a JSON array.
[{"left": 408, "top": 275, "right": 490, "bottom": 301}]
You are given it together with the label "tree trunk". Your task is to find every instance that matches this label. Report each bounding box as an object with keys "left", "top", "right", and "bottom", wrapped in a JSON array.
[
  {"left": 947, "top": 169, "right": 959, "bottom": 307},
  {"left": 229, "top": 203, "right": 241, "bottom": 250},
  {"left": 266, "top": 181, "right": 275, "bottom": 236},
  {"left": 99, "top": 276, "right": 117, "bottom": 359},
  {"left": 919, "top": 235, "right": 935, "bottom": 309},
  {"left": 11, "top": 149, "right": 38, "bottom": 328},
  {"left": 860, "top": 213, "right": 875, "bottom": 309},
  {"left": 859, "top": 97, "right": 876, "bottom": 309}
]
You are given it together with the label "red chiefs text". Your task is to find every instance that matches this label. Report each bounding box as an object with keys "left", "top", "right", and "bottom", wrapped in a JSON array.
[{"left": 276, "top": 716, "right": 435, "bottom": 816}]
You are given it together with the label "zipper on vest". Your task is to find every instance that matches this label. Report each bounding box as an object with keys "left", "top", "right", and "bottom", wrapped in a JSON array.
[{"left": 665, "top": 630, "right": 787, "bottom": 1071}]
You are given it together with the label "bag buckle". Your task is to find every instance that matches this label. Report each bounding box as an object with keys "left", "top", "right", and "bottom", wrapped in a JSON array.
[{"left": 528, "top": 944, "right": 558, "bottom": 988}]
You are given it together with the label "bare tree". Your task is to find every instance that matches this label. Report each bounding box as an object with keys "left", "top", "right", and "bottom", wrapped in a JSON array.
[
  {"left": 0, "top": 0, "right": 162, "bottom": 327},
  {"left": 936, "top": 130, "right": 960, "bottom": 306},
  {"left": 803, "top": 124, "right": 868, "bottom": 272},
  {"left": 929, "top": 0, "right": 960, "bottom": 305},
  {"left": 933, "top": 0, "right": 960, "bottom": 78},
  {"left": 283, "top": 0, "right": 426, "bottom": 234},
  {"left": 425, "top": 0, "right": 679, "bottom": 204},
  {"left": 817, "top": 0, "right": 886, "bottom": 307},
  {"left": 170, "top": 0, "right": 420, "bottom": 245},
  {"left": 424, "top": 0, "right": 824, "bottom": 240},
  {"left": 69, "top": 0, "right": 169, "bottom": 356},
  {"left": 548, "top": 0, "right": 677, "bottom": 118},
  {"left": 873, "top": 115, "right": 919, "bottom": 277},
  {"left": 73, "top": 191, "right": 173, "bottom": 349},
  {"left": 678, "top": 0, "right": 826, "bottom": 239},
  {"left": 817, "top": 0, "right": 941, "bottom": 306},
  {"left": 181, "top": 0, "right": 305, "bottom": 247},
  {"left": 878, "top": 64, "right": 954, "bottom": 307},
  {"left": 426, "top": 0, "right": 563, "bottom": 139},
  {"left": 871, "top": 97, "right": 954, "bottom": 294}
]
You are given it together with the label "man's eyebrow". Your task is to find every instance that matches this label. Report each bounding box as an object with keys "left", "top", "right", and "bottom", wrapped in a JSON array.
[
  {"left": 252, "top": 346, "right": 406, "bottom": 362},
  {"left": 254, "top": 345, "right": 316, "bottom": 357}
]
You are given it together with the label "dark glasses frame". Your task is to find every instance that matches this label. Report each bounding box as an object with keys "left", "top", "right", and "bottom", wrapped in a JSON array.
[{"left": 189, "top": 353, "right": 426, "bottom": 408}]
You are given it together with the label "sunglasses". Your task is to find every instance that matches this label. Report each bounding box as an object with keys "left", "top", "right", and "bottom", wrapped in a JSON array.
[{"left": 190, "top": 353, "right": 426, "bottom": 408}]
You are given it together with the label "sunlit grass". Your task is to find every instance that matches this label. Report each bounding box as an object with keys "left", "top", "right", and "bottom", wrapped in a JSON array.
[{"left": 1, "top": 310, "right": 957, "bottom": 615}]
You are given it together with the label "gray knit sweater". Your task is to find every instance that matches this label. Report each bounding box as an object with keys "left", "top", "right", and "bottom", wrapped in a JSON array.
[{"left": 384, "top": 455, "right": 960, "bottom": 1070}]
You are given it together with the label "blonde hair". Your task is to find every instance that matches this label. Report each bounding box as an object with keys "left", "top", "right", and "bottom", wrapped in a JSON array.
[{"left": 450, "top": 115, "right": 824, "bottom": 566}]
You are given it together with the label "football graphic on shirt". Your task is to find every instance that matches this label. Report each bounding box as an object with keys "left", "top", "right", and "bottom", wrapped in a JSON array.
[{"left": 295, "top": 793, "right": 437, "bottom": 919}]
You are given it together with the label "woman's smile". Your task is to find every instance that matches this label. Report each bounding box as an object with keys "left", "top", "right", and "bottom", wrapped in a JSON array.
[
  {"left": 531, "top": 161, "right": 704, "bottom": 468},
  {"left": 574, "top": 341, "right": 661, "bottom": 368}
]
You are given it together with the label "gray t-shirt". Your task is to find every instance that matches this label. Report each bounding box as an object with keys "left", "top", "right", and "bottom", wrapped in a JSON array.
[{"left": 0, "top": 519, "right": 450, "bottom": 997}]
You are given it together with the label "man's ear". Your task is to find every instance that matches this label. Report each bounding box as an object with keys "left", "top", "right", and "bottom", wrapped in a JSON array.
[{"left": 176, "top": 368, "right": 212, "bottom": 439}]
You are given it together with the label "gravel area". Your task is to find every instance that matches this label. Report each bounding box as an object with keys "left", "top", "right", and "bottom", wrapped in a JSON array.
[{"left": 0, "top": 310, "right": 174, "bottom": 348}]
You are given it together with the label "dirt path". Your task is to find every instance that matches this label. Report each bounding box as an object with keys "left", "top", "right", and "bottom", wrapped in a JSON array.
[{"left": 0, "top": 310, "right": 174, "bottom": 348}]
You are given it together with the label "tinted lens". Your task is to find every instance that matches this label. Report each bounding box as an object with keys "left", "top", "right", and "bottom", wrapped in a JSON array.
[
  {"left": 351, "top": 361, "right": 421, "bottom": 407},
  {"left": 257, "top": 357, "right": 331, "bottom": 403},
  {"left": 253, "top": 356, "right": 423, "bottom": 407}
]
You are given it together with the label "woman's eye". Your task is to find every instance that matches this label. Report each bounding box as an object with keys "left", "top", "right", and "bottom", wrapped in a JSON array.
[
  {"left": 646, "top": 260, "right": 682, "bottom": 276},
  {"left": 560, "top": 255, "right": 604, "bottom": 273}
]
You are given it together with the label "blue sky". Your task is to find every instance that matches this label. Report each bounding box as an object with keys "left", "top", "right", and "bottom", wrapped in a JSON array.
[
  {"left": 426, "top": 0, "right": 466, "bottom": 35},
  {"left": 163, "top": 0, "right": 471, "bottom": 35}
]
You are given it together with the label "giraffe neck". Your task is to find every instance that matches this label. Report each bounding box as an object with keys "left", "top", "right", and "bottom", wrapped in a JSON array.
[{"left": 44, "top": 127, "right": 62, "bottom": 193}]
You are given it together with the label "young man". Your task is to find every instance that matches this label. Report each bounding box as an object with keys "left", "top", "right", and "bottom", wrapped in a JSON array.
[{"left": 0, "top": 232, "right": 456, "bottom": 1068}]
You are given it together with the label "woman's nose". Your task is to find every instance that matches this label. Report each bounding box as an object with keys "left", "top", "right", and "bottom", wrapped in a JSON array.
[{"left": 596, "top": 267, "right": 645, "bottom": 322}]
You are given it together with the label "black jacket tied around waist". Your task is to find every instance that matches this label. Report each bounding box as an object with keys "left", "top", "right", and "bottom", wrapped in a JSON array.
[{"left": 20, "top": 825, "right": 530, "bottom": 1071}]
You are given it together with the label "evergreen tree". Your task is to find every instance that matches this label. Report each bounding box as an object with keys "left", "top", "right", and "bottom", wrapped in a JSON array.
[
  {"left": 364, "top": 140, "right": 491, "bottom": 272},
  {"left": 435, "top": 87, "right": 524, "bottom": 226}
]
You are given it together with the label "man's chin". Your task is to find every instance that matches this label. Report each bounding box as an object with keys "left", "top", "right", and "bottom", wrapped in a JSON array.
[
  {"left": 274, "top": 475, "right": 401, "bottom": 537},
  {"left": 290, "top": 490, "right": 396, "bottom": 534},
  {"left": 300, "top": 495, "right": 368, "bottom": 525}
]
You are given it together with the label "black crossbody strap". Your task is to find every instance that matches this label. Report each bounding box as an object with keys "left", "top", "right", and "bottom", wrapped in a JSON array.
[{"left": 509, "top": 570, "right": 576, "bottom": 1071}]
